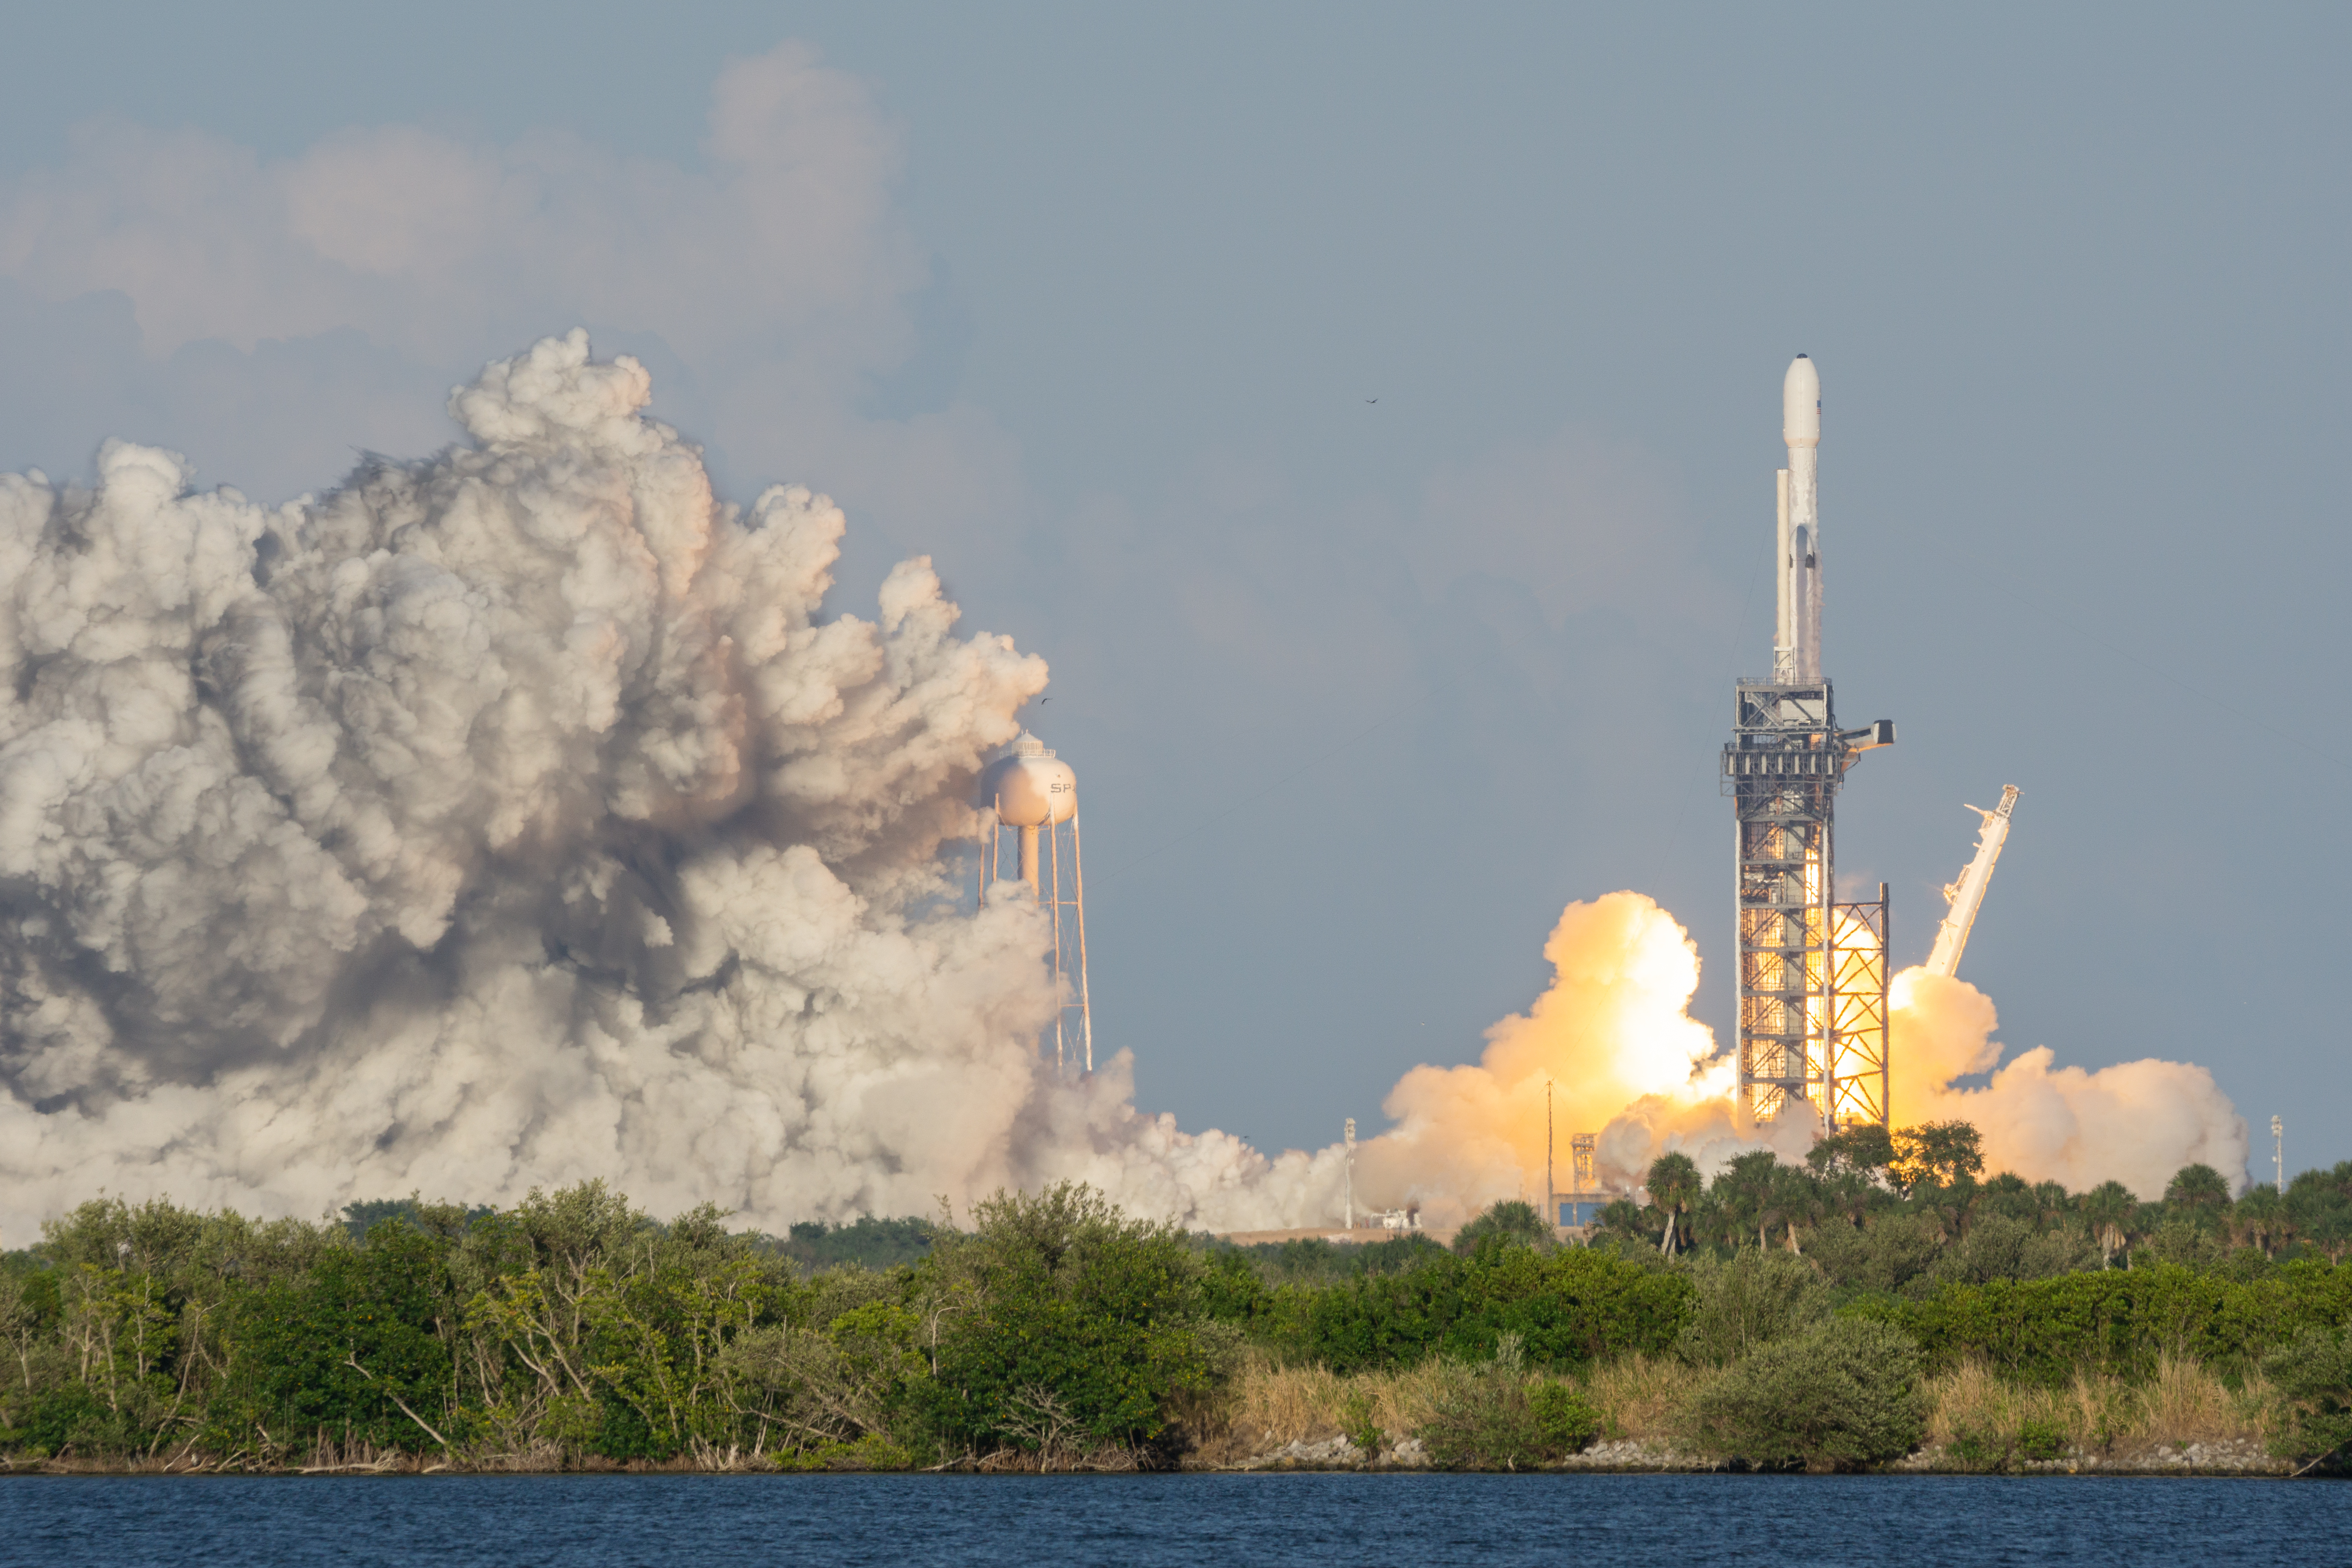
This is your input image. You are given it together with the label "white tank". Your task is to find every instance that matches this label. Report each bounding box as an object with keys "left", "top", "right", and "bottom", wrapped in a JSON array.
[
  {"left": 1783, "top": 354, "right": 1821, "bottom": 447},
  {"left": 979, "top": 731, "right": 1077, "bottom": 827}
]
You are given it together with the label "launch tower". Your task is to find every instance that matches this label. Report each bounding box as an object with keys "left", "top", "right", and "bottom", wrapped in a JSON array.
[{"left": 1723, "top": 358, "right": 1895, "bottom": 1128}]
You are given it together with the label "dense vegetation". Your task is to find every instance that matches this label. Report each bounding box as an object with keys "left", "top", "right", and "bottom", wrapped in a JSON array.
[{"left": 5, "top": 1123, "right": 2352, "bottom": 1473}]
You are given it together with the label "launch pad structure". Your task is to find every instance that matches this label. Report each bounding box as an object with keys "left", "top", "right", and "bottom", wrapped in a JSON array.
[
  {"left": 1723, "top": 357, "right": 1895, "bottom": 1130},
  {"left": 1725, "top": 678, "right": 1891, "bottom": 1126}
]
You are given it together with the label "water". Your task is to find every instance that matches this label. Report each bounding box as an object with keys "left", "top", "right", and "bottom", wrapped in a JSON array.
[{"left": 4, "top": 1472, "right": 2345, "bottom": 1566}]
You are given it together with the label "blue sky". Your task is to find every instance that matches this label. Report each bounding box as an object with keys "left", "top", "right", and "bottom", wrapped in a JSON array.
[{"left": 2, "top": 3, "right": 2346, "bottom": 1177}]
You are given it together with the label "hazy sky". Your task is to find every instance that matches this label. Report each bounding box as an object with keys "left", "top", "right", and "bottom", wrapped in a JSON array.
[{"left": 2, "top": 4, "right": 2345, "bottom": 1181}]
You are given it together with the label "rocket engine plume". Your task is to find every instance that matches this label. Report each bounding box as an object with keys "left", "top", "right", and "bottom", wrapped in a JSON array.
[
  {"left": 1354, "top": 894, "right": 2249, "bottom": 1211},
  {"left": 1887, "top": 969, "right": 2248, "bottom": 1199}
]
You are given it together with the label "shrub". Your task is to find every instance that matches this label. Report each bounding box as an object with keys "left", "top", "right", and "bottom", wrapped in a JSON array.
[
  {"left": 1199, "top": 1250, "right": 1275, "bottom": 1324},
  {"left": 1453, "top": 1201, "right": 1554, "bottom": 1256},
  {"left": 1416, "top": 1335, "right": 1598, "bottom": 1469},
  {"left": 1527, "top": 1382, "right": 1601, "bottom": 1453},
  {"left": 1674, "top": 1250, "right": 1830, "bottom": 1366},
  {"left": 1928, "top": 1214, "right": 2091, "bottom": 1287},
  {"left": 2262, "top": 1326, "right": 2352, "bottom": 1468},
  {"left": 1688, "top": 1318, "right": 1926, "bottom": 1471},
  {"left": 1339, "top": 1389, "right": 1385, "bottom": 1456},
  {"left": 1948, "top": 1414, "right": 2069, "bottom": 1472},
  {"left": 1947, "top": 1423, "right": 2008, "bottom": 1472},
  {"left": 2, "top": 1382, "right": 119, "bottom": 1458},
  {"left": 914, "top": 1184, "right": 1218, "bottom": 1464},
  {"left": 1853, "top": 1260, "right": 2352, "bottom": 1384},
  {"left": 773, "top": 1432, "right": 918, "bottom": 1471},
  {"left": 1290, "top": 1245, "right": 1691, "bottom": 1373},
  {"left": 2016, "top": 1415, "right": 2069, "bottom": 1462},
  {"left": 1804, "top": 1214, "right": 1945, "bottom": 1295}
]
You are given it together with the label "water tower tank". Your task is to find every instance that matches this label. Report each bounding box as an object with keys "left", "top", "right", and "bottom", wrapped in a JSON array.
[
  {"left": 972, "top": 728, "right": 1096, "bottom": 1077},
  {"left": 980, "top": 732, "right": 1077, "bottom": 827}
]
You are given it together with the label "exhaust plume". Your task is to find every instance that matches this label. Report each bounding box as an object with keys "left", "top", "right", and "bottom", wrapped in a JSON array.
[
  {"left": 1349, "top": 893, "right": 2250, "bottom": 1212},
  {"left": 1887, "top": 968, "right": 2248, "bottom": 1198},
  {"left": 0, "top": 331, "right": 1346, "bottom": 1240}
]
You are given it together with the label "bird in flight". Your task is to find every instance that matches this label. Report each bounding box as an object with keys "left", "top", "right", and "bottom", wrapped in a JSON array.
[{"left": 1366, "top": 398, "right": 1378, "bottom": 404}]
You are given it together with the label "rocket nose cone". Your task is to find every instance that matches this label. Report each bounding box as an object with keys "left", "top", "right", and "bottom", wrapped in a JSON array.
[{"left": 1783, "top": 356, "right": 1821, "bottom": 446}]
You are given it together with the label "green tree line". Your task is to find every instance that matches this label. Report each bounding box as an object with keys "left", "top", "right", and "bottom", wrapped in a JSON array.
[
  {"left": 1599, "top": 1122, "right": 2352, "bottom": 1272},
  {"left": 5, "top": 1126, "right": 2352, "bottom": 1472}
]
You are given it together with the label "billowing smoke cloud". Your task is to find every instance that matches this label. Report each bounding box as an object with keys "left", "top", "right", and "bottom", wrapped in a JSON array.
[
  {"left": 0, "top": 330, "right": 1345, "bottom": 1241},
  {"left": 1354, "top": 893, "right": 1808, "bottom": 1218},
  {"left": 1887, "top": 969, "right": 2247, "bottom": 1199},
  {"left": 1361, "top": 893, "right": 1782, "bottom": 1215}
]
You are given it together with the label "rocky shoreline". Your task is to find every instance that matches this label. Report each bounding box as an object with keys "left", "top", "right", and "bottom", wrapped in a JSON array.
[
  {"left": 0, "top": 1435, "right": 2315, "bottom": 1478},
  {"left": 1219, "top": 1434, "right": 2302, "bottom": 1476}
]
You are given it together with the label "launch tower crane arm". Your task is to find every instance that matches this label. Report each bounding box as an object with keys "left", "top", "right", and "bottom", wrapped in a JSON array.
[{"left": 1922, "top": 785, "right": 2021, "bottom": 979}]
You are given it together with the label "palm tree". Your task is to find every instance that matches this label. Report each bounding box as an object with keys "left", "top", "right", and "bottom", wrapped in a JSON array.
[
  {"left": 1688, "top": 1185, "right": 1734, "bottom": 1251},
  {"left": 1646, "top": 1152, "right": 1702, "bottom": 1256},
  {"left": 1717, "top": 1150, "right": 1780, "bottom": 1250},
  {"left": 2232, "top": 1185, "right": 2289, "bottom": 1258},
  {"left": 1768, "top": 1164, "right": 1825, "bottom": 1253},
  {"left": 2081, "top": 1180, "right": 2137, "bottom": 1268},
  {"left": 2163, "top": 1163, "right": 2234, "bottom": 1220},
  {"left": 2286, "top": 1163, "right": 2352, "bottom": 1263}
]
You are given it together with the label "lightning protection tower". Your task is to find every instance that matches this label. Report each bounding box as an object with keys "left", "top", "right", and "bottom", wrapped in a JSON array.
[
  {"left": 978, "top": 731, "right": 1094, "bottom": 1074},
  {"left": 1723, "top": 357, "right": 1895, "bottom": 1128}
]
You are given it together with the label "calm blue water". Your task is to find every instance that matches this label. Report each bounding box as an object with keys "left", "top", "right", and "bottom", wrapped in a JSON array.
[{"left": 3, "top": 1472, "right": 2345, "bottom": 1566}]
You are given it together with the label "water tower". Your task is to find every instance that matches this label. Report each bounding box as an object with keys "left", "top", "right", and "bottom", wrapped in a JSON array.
[{"left": 977, "top": 732, "right": 1095, "bottom": 1073}]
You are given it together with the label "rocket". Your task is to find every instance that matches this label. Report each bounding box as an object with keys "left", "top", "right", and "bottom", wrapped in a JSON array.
[{"left": 1775, "top": 354, "right": 1822, "bottom": 680}]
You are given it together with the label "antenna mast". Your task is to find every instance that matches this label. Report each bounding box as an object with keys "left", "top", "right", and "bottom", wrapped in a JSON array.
[
  {"left": 1344, "top": 1118, "right": 1356, "bottom": 1230},
  {"left": 1545, "top": 1080, "right": 1554, "bottom": 1231}
]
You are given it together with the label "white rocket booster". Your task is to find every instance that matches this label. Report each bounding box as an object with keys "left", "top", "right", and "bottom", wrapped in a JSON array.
[
  {"left": 1924, "top": 786, "right": 2022, "bottom": 978},
  {"left": 1775, "top": 355, "right": 1823, "bottom": 680}
]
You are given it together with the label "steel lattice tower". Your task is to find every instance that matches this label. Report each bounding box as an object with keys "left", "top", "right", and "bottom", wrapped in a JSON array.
[{"left": 1723, "top": 680, "right": 1891, "bottom": 1126}]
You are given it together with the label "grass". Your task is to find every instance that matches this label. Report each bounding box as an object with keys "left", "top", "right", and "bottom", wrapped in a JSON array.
[
  {"left": 1191, "top": 1352, "right": 1704, "bottom": 1463},
  {"left": 1581, "top": 1354, "right": 1709, "bottom": 1442},
  {"left": 1922, "top": 1355, "right": 2275, "bottom": 1462},
  {"left": 1192, "top": 1355, "right": 1448, "bottom": 1463},
  {"left": 1191, "top": 1351, "right": 2282, "bottom": 1469}
]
